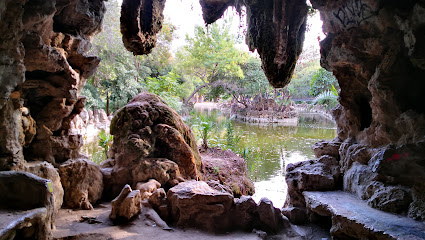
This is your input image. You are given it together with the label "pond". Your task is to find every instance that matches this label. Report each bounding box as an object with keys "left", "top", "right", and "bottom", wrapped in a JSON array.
[
  {"left": 192, "top": 106, "right": 336, "bottom": 208},
  {"left": 82, "top": 107, "right": 336, "bottom": 209}
]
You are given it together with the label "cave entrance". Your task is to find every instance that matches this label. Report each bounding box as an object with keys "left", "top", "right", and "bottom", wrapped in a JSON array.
[{"left": 82, "top": 0, "right": 336, "bottom": 209}]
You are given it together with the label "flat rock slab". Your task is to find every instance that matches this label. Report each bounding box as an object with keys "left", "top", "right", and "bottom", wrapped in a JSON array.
[
  {"left": 304, "top": 191, "right": 425, "bottom": 240},
  {"left": 0, "top": 208, "right": 47, "bottom": 238}
]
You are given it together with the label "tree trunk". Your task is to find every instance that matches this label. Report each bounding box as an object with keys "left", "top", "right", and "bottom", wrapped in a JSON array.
[
  {"left": 183, "top": 82, "right": 213, "bottom": 105},
  {"left": 106, "top": 90, "right": 110, "bottom": 116}
]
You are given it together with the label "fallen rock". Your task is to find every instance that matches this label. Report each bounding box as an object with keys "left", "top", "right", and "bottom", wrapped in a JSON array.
[
  {"left": 58, "top": 158, "right": 103, "bottom": 210},
  {"left": 148, "top": 188, "right": 168, "bottom": 220},
  {"left": 110, "top": 184, "right": 142, "bottom": 221},
  {"left": 286, "top": 155, "right": 340, "bottom": 207},
  {"left": 167, "top": 180, "right": 233, "bottom": 232},
  {"left": 135, "top": 179, "right": 161, "bottom": 200},
  {"left": 103, "top": 158, "right": 182, "bottom": 200},
  {"left": 24, "top": 161, "right": 64, "bottom": 215},
  {"left": 257, "top": 198, "right": 288, "bottom": 233},
  {"left": 230, "top": 196, "right": 258, "bottom": 231}
]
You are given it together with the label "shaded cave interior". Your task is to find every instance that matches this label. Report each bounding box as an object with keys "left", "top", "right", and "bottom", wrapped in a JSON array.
[{"left": 0, "top": 0, "right": 425, "bottom": 238}]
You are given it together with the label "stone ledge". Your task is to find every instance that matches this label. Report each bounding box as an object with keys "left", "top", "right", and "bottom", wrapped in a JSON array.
[
  {"left": 303, "top": 191, "right": 425, "bottom": 240},
  {"left": 0, "top": 208, "right": 48, "bottom": 239}
]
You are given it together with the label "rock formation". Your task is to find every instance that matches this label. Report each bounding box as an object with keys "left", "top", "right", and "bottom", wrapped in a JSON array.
[
  {"left": 167, "top": 180, "right": 288, "bottom": 233},
  {"left": 283, "top": 1, "right": 425, "bottom": 228},
  {"left": 120, "top": 0, "right": 166, "bottom": 55},
  {"left": 0, "top": 0, "right": 106, "bottom": 170},
  {"left": 110, "top": 184, "right": 142, "bottom": 221},
  {"left": 58, "top": 158, "right": 103, "bottom": 210},
  {"left": 0, "top": 0, "right": 425, "bottom": 238},
  {"left": 102, "top": 93, "right": 202, "bottom": 198}
]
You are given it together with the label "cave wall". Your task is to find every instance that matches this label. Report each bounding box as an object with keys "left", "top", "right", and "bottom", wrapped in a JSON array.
[
  {"left": 308, "top": 0, "right": 425, "bottom": 220},
  {"left": 0, "top": 0, "right": 106, "bottom": 170}
]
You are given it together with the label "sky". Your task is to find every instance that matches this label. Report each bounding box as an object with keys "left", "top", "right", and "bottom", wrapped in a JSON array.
[{"left": 163, "top": 0, "right": 325, "bottom": 54}]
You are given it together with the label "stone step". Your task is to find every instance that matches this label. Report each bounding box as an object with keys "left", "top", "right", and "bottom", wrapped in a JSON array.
[{"left": 303, "top": 191, "right": 425, "bottom": 240}]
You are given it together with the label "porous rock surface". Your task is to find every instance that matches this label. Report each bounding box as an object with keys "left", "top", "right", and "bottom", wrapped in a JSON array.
[
  {"left": 0, "top": 0, "right": 106, "bottom": 171},
  {"left": 24, "top": 161, "right": 64, "bottom": 215},
  {"left": 58, "top": 158, "right": 103, "bottom": 210},
  {"left": 120, "top": 0, "right": 166, "bottom": 55},
  {"left": 304, "top": 191, "right": 425, "bottom": 240},
  {"left": 284, "top": 0, "right": 425, "bottom": 225},
  {"left": 167, "top": 180, "right": 234, "bottom": 232},
  {"left": 110, "top": 184, "right": 142, "bottom": 221},
  {"left": 167, "top": 181, "right": 288, "bottom": 233},
  {"left": 103, "top": 92, "right": 201, "bottom": 199}
]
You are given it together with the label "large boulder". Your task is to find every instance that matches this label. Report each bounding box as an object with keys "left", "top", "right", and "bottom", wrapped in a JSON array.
[
  {"left": 104, "top": 93, "right": 202, "bottom": 198},
  {"left": 58, "top": 158, "right": 103, "bottom": 210},
  {"left": 24, "top": 161, "right": 64, "bottom": 215},
  {"left": 286, "top": 155, "right": 340, "bottom": 207},
  {"left": 167, "top": 181, "right": 234, "bottom": 232}
]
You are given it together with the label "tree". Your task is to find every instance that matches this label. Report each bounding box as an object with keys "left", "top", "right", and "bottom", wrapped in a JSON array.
[
  {"left": 176, "top": 21, "right": 246, "bottom": 105},
  {"left": 82, "top": 0, "right": 179, "bottom": 113},
  {"left": 309, "top": 68, "right": 338, "bottom": 97}
]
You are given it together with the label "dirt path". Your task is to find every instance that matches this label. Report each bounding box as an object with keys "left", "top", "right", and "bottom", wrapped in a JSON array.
[{"left": 52, "top": 203, "right": 320, "bottom": 240}]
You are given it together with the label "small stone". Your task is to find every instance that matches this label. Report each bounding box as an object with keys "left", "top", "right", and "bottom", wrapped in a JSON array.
[{"left": 110, "top": 184, "right": 142, "bottom": 221}]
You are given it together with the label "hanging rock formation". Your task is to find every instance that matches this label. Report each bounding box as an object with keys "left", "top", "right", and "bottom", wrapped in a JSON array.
[{"left": 120, "top": 0, "right": 166, "bottom": 55}]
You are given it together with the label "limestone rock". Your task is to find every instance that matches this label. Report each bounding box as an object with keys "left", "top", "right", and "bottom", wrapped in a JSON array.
[
  {"left": 230, "top": 196, "right": 257, "bottom": 231},
  {"left": 257, "top": 198, "right": 288, "bottom": 233},
  {"left": 110, "top": 184, "right": 142, "bottom": 221},
  {"left": 199, "top": 0, "right": 235, "bottom": 24},
  {"left": 312, "top": 138, "right": 342, "bottom": 159},
  {"left": 0, "top": 171, "right": 54, "bottom": 240},
  {"left": 120, "top": 0, "right": 166, "bottom": 55},
  {"left": 281, "top": 207, "right": 308, "bottom": 225},
  {"left": 286, "top": 155, "right": 340, "bottom": 207},
  {"left": 135, "top": 179, "right": 161, "bottom": 200},
  {"left": 244, "top": 0, "right": 308, "bottom": 88},
  {"left": 304, "top": 191, "right": 425, "bottom": 240},
  {"left": 148, "top": 188, "right": 168, "bottom": 220},
  {"left": 24, "top": 161, "right": 64, "bottom": 215},
  {"left": 201, "top": 147, "right": 255, "bottom": 197},
  {"left": 167, "top": 181, "right": 234, "bottom": 232},
  {"left": 58, "top": 158, "right": 103, "bottom": 210},
  {"left": 103, "top": 158, "right": 182, "bottom": 200},
  {"left": 109, "top": 93, "right": 201, "bottom": 185}
]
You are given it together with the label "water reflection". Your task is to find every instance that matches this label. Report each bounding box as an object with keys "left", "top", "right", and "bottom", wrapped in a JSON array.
[{"left": 195, "top": 106, "right": 336, "bottom": 208}]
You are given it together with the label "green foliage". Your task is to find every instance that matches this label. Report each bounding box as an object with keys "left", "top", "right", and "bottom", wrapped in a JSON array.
[
  {"left": 81, "top": 0, "right": 179, "bottom": 114},
  {"left": 287, "top": 60, "right": 320, "bottom": 99},
  {"left": 98, "top": 129, "right": 113, "bottom": 155},
  {"left": 175, "top": 21, "right": 246, "bottom": 103},
  {"left": 309, "top": 68, "right": 338, "bottom": 97},
  {"left": 225, "top": 117, "right": 241, "bottom": 151},
  {"left": 187, "top": 111, "right": 220, "bottom": 149},
  {"left": 310, "top": 89, "right": 338, "bottom": 110},
  {"left": 146, "top": 71, "right": 183, "bottom": 111}
]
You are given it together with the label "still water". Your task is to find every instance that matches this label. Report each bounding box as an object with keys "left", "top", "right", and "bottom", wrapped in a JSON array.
[
  {"left": 194, "top": 107, "right": 336, "bottom": 208},
  {"left": 82, "top": 108, "right": 336, "bottom": 209}
]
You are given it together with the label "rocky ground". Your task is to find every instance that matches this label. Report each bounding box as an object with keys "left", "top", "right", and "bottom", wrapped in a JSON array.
[{"left": 52, "top": 203, "right": 330, "bottom": 240}]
